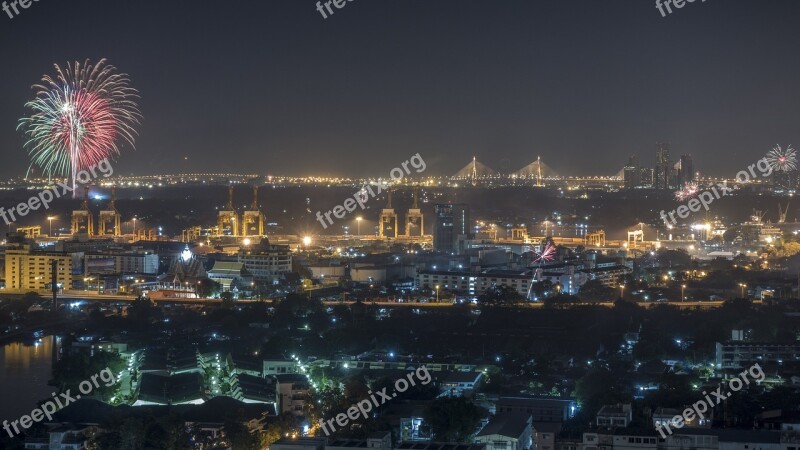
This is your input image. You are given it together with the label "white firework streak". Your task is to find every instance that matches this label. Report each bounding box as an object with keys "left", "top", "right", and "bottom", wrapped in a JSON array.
[
  {"left": 535, "top": 243, "right": 556, "bottom": 262},
  {"left": 766, "top": 145, "right": 797, "bottom": 172},
  {"left": 674, "top": 182, "right": 700, "bottom": 201}
]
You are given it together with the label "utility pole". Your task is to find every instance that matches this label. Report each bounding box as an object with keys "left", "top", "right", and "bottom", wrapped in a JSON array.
[{"left": 50, "top": 260, "right": 59, "bottom": 310}]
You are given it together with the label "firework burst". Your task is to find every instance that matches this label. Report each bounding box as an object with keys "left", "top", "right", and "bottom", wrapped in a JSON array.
[
  {"left": 765, "top": 144, "right": 797, "bottom": 172},
  {"left": 674, "top": 182, "right": 700, "bottom": 202},
  {"left": 18, "top": 59, "right": 141, "bottom": 192},
  {"left": 534, "top": 242, "right": 556, "bottom": 263}
]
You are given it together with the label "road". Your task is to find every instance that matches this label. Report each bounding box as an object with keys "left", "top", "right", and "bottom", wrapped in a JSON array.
[{"left": 0, "top": 291, "right": 731, "bottom": 309}]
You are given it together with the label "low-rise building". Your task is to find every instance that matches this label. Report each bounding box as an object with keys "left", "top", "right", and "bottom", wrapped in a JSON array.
[
  {"left": 715, "top": 341, "right": 800, "bottom": 369},
  {"left": 476, "top": 413, "right": 533, "bottom": 450},
  {"left": 24, "top": 423, "right": 95, "bottom": 450},
  {"left": 495, "top": 397, "right": 577, "bottom": 423},
  {"left": 439, "top": 371, "right": 483, "bottom": 397},
  {"left": 276, "top": 373, "right": 309, "bottom": 416},
  {"left": 416, "top": 269, "right": 534, "bottom": 299},
  {"left": 596, "top": 404, "right": 632, "bottom": 428}
]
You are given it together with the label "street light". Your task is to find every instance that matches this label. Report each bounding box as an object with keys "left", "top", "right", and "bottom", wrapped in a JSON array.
[
  {"left": 739, "top": 283, "right": 747, "bottom": 298},
  {"left": 619, "top": 284, "right": 625, "bottom": 299},
  {"left": 435, "top": 285, "right": 440, "bottom": 303},
  {"left": 47, "top": 216, "right": 56, "bottom": 237},
  {"left": 356, "top": 217, "right": 362, "bottom": 236},
  {"left": 681, "top": 284, "right": 686, "bottom": 302},
  {"left": 132, "top": 217, "right": 137, "bottom": 236}
]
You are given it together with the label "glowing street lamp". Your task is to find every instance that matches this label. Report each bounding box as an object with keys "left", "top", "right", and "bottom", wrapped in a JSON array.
[
  {"left": 47, "top": 216, "right": 56, "bottom": 236},
  {"left": 681, "top": 284, "right": 686, "bottom": 302},
  {"left": 739, "top": 283, "right": 747, "bottom": 298},
  {"left": 303, "top": 236, "right": 312, "bottom": 247},
  {"left": 132, "top": 217, "right": 137, "bottom": 236},
  {"left": 435, "top": 285, "right": 440, "bottom": 303},
  {"left": 356, "top": 217, "right": 363, "bottom": 236},
  {"left": 619, "top": 284, "right": 625, "bottom": 299}
]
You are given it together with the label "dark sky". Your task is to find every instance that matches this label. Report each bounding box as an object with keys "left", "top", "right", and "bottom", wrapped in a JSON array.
[{"left": 0, "top": 0, "right": 799, "bottom": 178}]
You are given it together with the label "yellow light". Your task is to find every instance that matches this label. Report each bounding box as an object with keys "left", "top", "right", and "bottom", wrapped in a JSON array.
[
  {"left": 243, "top": 238, "right": 251, "bottom": 246},
  {"left": 303, "top": 236, "right": 312, "bottom": 246}
]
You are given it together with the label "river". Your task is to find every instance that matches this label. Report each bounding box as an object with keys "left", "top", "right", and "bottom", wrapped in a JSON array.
[{"left": 0, "top": 336, "right": 59, "bottom": 423}]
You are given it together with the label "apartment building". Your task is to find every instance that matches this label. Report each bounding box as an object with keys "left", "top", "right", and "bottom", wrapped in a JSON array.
[{"left": 5, "top": 248, "right": 73, "bottom": 292}]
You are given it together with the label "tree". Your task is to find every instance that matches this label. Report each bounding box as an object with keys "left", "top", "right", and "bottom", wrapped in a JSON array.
[
  {"left": 422, "top": 397, "right": 482, "bottom": 442},
  {"left": 220, "top": 292, "right": 235, "bottom": 309},
  {"left": 775, "top": 242, "right": 800, "bottom": 257},
  {"left": 22, "top": 291, "right": 44, "bottom": 303},
  {"left": 52, "top": 352, "right": 126, "bottom": 400},
  {"left": 197, "top": 278, "right": 222, "bottom": 298},
  {"left": 127, "top": 297, "right": 160, "bottom": 326},
  {"left": 578, "top": 280, "right": 614, "bottom": 302},
  {"left": 478, "top": 286, "right": 525, "bottom": 307},
  {"left": 224, "top": 419, "right": 260, "bottom": 450}
]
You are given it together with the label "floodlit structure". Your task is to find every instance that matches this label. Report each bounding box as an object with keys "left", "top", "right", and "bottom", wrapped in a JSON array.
[
  {"left": 98, "top": 186, "right": 122, "bottom": 236},
  {"left": 379, "top": 190, "right": 398, "bottom": 239},
  {"left": 242, "top": 186, "right": 264, "bottom": 237},
  {"left": 405, "top": 187, "right": 424, "bottom": 237},
  {"left": 217, "top": 185, "right": 239, "bottom": 237},
  {"left": 71, "top": 185, "right": 94, "bottom": 236}
]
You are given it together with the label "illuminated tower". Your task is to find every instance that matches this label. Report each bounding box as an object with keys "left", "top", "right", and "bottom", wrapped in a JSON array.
[
  {"left": 217, "top": 185, "right": 239, "bottom": 237},
  {"left": 655, "top": 143, "right": 671, "bottom": 190},
  {"left": 536, "top": 156, "right": 543, "bottom": 187},
  {"left": 71, "top": 185, "right": 94, "bottom": 236},
  {"left": 405, "top": 187, "right": 424, "bottom": 237},
  {"left": 379, "top": 190, "right": 398, "bottom": 239},
  {"left": 242, "top": 186, "right": 265, "bottom": 237},
  {"left": 98, "top": 186, "right": 122, "bottom": 236},
  {"left": 471, "top": 156, "right": 478, "bottom": 186}
]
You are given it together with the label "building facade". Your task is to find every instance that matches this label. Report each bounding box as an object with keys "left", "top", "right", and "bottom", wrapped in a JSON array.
[
  {"left": 5, "top": 248, "right": 73, "bottom": 292},
  {"left": 238, "top": 239, "right": 291, "bottom": 284},
  {"left": 434, "top": 204, "right": 471, "bottom": 254}
]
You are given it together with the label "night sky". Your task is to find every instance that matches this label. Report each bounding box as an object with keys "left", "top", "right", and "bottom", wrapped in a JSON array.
[{"left": 0, "top": 0, "right": 798, "bottom": 178}]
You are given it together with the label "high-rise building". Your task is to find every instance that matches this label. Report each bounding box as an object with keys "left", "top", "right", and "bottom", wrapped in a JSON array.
[
  {"left": 679, "top": 154, "right": 694, "bottom": 187},
  {"left": 639, "top": 168, "right": 654, "bottom": 188},
  {"left": 655, "top": 143, "right": 671, "bottom": 190},
  {"left": 623, "top": 155, "right": 641, "bottom": 189},
  {"left": 433, "top": 204, "right": 470, "bottom": 254}
]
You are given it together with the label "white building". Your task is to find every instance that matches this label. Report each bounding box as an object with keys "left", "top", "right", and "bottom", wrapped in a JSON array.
[
  {"left": 24, "top": 424, "right": 94, "bottom": 450},
  {"left": 416, "top": 269, "right": 534, "bottom": 299},
  {"left": 238, "top": 239, "right": 291, "bottom": 284},
  {"left": 476, "top": 413, "right": 533, "bottom": 450}
]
